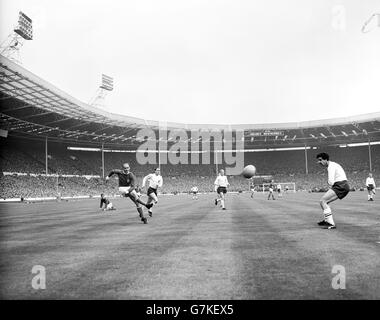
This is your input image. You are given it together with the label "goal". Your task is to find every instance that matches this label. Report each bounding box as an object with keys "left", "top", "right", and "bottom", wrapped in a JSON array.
[{"left": 260, "top": 182, "right": 296, "bottom": 193}]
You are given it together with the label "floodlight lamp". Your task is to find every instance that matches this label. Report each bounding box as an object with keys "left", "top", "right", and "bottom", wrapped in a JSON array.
[{"left": 14, "top": 11, "right": 33, "bottom": 40}]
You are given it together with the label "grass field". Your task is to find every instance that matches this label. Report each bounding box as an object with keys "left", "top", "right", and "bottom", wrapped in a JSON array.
[{"left": 0, "top": 191, "right": 379, "bottom": 300}]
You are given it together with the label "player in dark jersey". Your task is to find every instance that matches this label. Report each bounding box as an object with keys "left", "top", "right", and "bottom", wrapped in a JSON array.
[
  {"left": 100, "top": 193, "right": 116, "bottom": 211},
  {"left": 105, "top": 163, "right": 152, "bottom": 224}
]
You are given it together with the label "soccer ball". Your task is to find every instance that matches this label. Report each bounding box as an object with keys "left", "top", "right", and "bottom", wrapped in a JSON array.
[{"left": 242, "top": 165, "right": 256, "bottom": 178}]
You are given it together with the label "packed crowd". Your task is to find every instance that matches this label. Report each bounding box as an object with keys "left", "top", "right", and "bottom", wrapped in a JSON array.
[
  {"left": 0, "top": 174, "right": 248, "bottom": 199},
  {"left": 1, "top": 139, "right": 378, "bottom": 199},
  {"left": 0, "top": 171, "right": 374, "bottom": 199}
]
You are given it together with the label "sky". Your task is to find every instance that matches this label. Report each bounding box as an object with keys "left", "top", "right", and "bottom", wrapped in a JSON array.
[{"left": 0, "top": 0, "right": 379, "bottom": 125}]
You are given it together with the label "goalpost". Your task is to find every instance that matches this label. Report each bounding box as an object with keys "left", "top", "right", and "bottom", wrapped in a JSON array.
[{"left": 261, "top": 182, "right": 296, "bottom": 193}]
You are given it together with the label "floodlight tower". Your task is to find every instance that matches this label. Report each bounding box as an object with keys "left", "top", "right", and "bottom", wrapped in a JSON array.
[
  {"left": 0, "top": 11, "right": 33, "bottom": 64},
  {"left": 89, "top": 74, "right": 114, "bottom": 108}
]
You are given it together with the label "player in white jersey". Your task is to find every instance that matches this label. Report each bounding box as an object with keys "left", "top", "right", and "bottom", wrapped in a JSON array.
[
  {"left": 250, "top": 183, "right": 256, "bottom": 198},
  {"left": 142, "top": 168, "right": 163, "bottom": 217},
  {"left": 191, "top": 186, "right": 199, "bottom": 200},
  {"left": 316, "top": 153, "right": 350, "bottom": 229},
  {"left": 277, "top": 183, "right": 282, "bottom": 198},
  {"left": 366, "top": 173, "right": 376, "bottom": 201},
  {"left": 214, "top": 169, "right": 229, "bottom": 210}
]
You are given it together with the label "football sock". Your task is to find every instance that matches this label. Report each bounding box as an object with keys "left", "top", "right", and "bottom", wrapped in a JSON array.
[
  {"left": 221, "top": 199, "right": 225, "bottom": 209},
  {"left": 323, "top": 207, "right": 334, "bottom": 225}
]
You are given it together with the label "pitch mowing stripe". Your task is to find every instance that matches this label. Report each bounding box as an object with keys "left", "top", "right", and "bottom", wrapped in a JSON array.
[
  {"left": 246, "top": 192, "right": 380, "bottom": 248},
  {"left": 1, "top": 194, "right": 378, "bottom": 299},
  {"left": 0, "top": 197, "right": 211, "bottom": 299},
  {"left": 248, "top": 192, "right": 380, "bottom": 232},
  {"left": 1, "top": 197, "right": 184, "bottom": 246},
  {"left": 54, "top": 198, "right": 213, "bottom": 299},
  {"left": 234, "top": 194, "right": 380, "bottom": 299},
  {"left": 275, "top": 192, "right": 380, "bottom": 222},
  {"left": 228, "top": 195, "right": 351, "bottom": 299},
  {"left": 119, "top": 198, "right": 241, "bottom": 299},
  {"left": 0, "top": 196, "right": 194, "bottom": 249},
  {"left": 260, "top": 192, "right": 380, "bottom": 248}
]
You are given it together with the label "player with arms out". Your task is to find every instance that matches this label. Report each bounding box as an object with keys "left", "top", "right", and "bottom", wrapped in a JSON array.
[
  {"left": 316, "top": 153, "right": 350, "bottom": 229},
  {"left": 190, "top": 186, "right": 199, "bottom": 200},
  {"left": 106, "top": 163, "right": 152, "bottom": 224},
  {"left": 366, "top": 172, "right": 376, "bottom": 201},
  {"left": 142, "top": 168, "right": 163, "bottom": 217},
  {"left": 214, "top": 169, "right": 229, "bottom": 210}
]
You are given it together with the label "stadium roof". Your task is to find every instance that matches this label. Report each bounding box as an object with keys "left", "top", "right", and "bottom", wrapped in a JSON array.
[{"left": 1, "top": 54, "right": 380, "bottom": 148}]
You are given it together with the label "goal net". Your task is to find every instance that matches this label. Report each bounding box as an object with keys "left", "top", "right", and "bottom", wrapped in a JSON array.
[{"left": 258, "top": 182, "right": 296, "bottom": 193}]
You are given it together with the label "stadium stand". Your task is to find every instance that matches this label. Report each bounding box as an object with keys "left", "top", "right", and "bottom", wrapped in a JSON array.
[
  {"left": 1, "top": 136, "right": 379, "bottom": 198},
  {"left": 1, "top": 55, "right": 380, "bottom": 199}
]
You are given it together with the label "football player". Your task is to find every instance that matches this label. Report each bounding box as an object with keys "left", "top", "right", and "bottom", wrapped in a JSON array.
[
  {"left": 106, "top": 163, "right": 152, "bottom": 224},
  {"left": 142, "top": 168, "right": 163, "bottom": 217}
]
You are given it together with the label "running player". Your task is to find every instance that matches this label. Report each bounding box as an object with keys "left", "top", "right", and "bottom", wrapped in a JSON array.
[
  {"left": 190, "top": 186, "right": 199, "bottom": 200},
  {"left": 250, "top": 184, "right": 256, "bottom": 198},
  {"left": 142, "top": 168, "right": 163, "bottom": 217},
  {"left": 316, "top": 152, "right": 350, "bottom": 229},
  {"left": 267, "top": 181, "right": 275, "bottom": 200},
  {"left": 105, "top": 163, "right": 152, "bottom": 224},
  {"left": 100, "top": 193, "right": 116, "bottom": 211},
  {"left": 214, "top": 169, "right": 229, "bottom": 210},
  {"left": 366, "top": 172, "right": 376, "bottom": 201}
]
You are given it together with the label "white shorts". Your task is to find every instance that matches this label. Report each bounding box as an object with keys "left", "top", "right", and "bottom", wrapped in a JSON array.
[
  {"left": 269, "top": 188, "right": 273, "bottom": 192},
  {"left": 106, "top": 203, "right": 113, "bottom": 210}
]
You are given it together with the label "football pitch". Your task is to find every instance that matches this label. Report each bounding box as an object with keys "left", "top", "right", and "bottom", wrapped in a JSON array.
[{"left": 0, "top": 191, "right": 379, "bottom": 300}]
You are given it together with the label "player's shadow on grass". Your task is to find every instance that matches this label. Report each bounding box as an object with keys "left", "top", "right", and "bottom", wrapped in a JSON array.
[{"left": 325, "top": 221, "right": 379, "bottom": 246}]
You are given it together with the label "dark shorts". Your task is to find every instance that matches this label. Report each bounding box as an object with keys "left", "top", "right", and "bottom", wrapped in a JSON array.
[
  {"left": 367, "top": 184, "right": 374, "bottom": 191},
  {"left": 147, "top": 187, "right": 157, "bottom": 196},
  {"left": 192, "top": 191, "right": 198, "bottom": 194},
  {"left": 332, "top": 180, "right": 350, "bottom": 199},
  {"left": 217, "top": 187, "right": 227, "bottom": 194}
]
